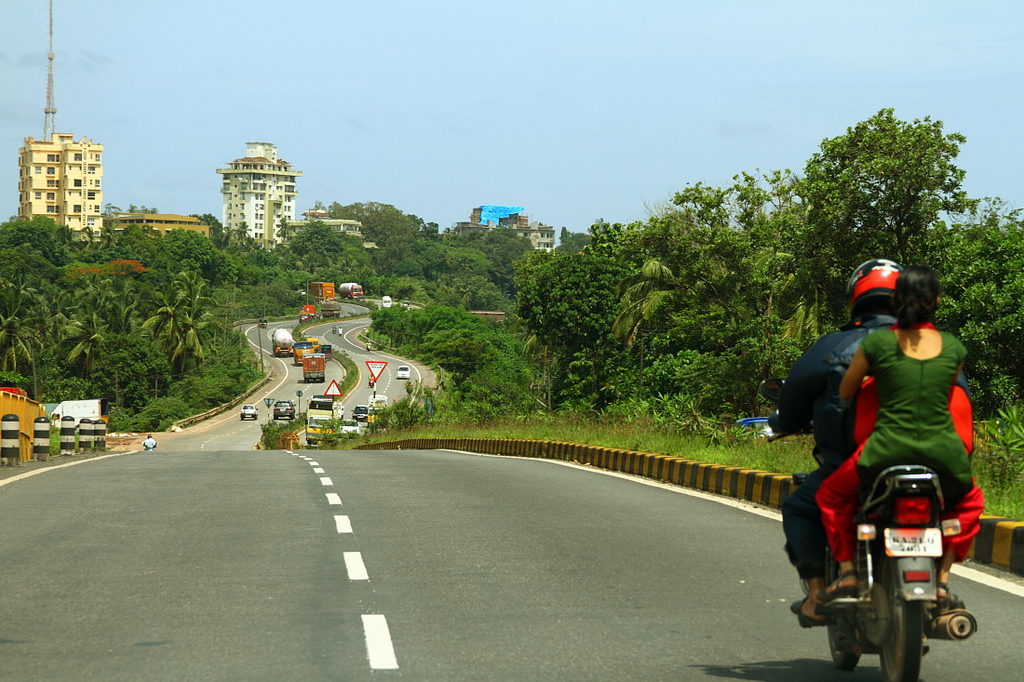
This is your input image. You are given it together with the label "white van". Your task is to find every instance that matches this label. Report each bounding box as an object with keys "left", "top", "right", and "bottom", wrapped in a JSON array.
[{"left": 381, "top": 296, "right": 393, "bottom": 308}]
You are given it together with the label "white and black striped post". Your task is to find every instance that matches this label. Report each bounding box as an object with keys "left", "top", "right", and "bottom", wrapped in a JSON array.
[
  {"left": 93, "top": 419, "right": 106, "bottom": 451},
  {"left": 60, "top": 416, "right": 76, "bottom": 456},
  {"left": 33, "top": 416, "right": 50, "bottom": 461},
  {"left": 78, "top": 418, "right": 93, "bottom": 453},
  {"left": 2, "top": 413, "right": 20, "bottom": 466}
]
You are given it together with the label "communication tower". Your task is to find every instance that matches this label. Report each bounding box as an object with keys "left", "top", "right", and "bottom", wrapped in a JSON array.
[{"left": 43, "top": 0, "right": 57, "bottom": 138}]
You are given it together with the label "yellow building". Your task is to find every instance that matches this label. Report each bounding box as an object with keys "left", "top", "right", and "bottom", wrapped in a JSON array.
[
  {"left": 216, "top": 142, "right": 302, "bottom": 248},
  {"left": 17, "top": 133, "right": 104, "bottom": 232},
  {"left": 106, "top": 213, "right": 210, "bottom": 238}
]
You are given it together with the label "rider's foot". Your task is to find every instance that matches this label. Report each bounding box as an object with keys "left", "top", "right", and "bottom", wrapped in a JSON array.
[
  {"left": 791, "top": 597, "right": 827, "bottom": 627},
  {"left": 935, "top": 582, "right": 966, "bottom": 612},
  {"left": 817, "top": 570, "right": 859, "bottom": 603}
]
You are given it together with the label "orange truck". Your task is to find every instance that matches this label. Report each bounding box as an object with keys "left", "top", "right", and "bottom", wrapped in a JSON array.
[
  {"left": 302, "top": 353, "right": 326, "bottom": 383},
  {"left": 310, "top": 282, "right": 336, "bottom": 301}
]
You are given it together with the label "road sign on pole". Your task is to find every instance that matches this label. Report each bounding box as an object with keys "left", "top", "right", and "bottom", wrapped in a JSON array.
[
  {"left": 324, "top": 379, "right": 343, "bottom": 397},
  {"left": 263, "top": 397, "right": 274, "bottom": 408},
  {"left": 365, "top": 360, "right": 388, "bottom": 381}
]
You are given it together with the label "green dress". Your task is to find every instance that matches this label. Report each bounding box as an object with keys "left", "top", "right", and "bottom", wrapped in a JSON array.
[{"left": 856, "top": 329, "right": 974, "bottom": 503}]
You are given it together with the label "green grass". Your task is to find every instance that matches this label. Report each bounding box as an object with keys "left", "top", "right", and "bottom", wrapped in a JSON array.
[{"left": 355, "top": 412, "right": 1023, "bottom": 520}]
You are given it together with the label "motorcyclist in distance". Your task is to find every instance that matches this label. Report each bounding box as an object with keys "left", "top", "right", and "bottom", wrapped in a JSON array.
[
  {"left": 142, "top": 435, "right": 157, "bottom": 451},
  {"left": 769, "top": 259, "right": 902, "bottom": 627}
]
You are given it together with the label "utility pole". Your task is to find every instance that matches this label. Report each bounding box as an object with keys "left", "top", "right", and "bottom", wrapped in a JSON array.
[{"left": 43, "top": 0, "right": 57, "bottom": 138}]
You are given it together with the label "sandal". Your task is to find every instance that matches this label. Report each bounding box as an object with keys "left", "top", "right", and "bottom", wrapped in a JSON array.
[
  {"left": 817, "top": 570, "right": 859, "bottom": 603},
  {"left": 790, "top": 598, "right": 828, "bottom": 628},
  {"left": 935, "top": 582, "right": 965, "bottom": 612}
]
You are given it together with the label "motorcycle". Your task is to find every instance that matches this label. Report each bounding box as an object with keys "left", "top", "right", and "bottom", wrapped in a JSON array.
[
  {"left": 143, "top": 440, "right": 157, "bottom": 451},
  {"left": 760, "top": 379, "right": 978, "bottom": 682}
]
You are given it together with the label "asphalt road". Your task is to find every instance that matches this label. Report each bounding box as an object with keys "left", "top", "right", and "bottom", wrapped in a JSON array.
[
  {"left": 2, "top": 313, "right": 1022, "bottom": 680},
  {"left": 2, "top": 445, "right": 1023, "bottom": 681}
]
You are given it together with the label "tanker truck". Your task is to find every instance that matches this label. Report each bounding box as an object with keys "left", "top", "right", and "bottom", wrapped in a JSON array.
[
  {"left": 272, "top": 328, "right": 294, "bottom": 357},
  {"left": 338, "top": 282, "right": 364, "bottom": 299}
]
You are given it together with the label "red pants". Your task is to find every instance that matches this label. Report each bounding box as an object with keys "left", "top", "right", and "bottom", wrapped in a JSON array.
[{"left": 816, "top": 450, "right": 985, "bottom": 563}]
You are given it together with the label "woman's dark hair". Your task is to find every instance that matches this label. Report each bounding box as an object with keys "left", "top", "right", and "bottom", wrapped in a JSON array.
[{"left": 893, "top": 265, "right": 941, "bottom": 329}]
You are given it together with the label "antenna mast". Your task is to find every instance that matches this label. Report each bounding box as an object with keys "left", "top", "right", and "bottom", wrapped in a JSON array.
[{"left": 43, "top": 0, "right": 57, "bottom": 139}]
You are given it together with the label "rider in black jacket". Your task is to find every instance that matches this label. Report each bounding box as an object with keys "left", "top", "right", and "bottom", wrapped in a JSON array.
[{"left": 769, "top": 259, "right": 901, "bottom": 627}]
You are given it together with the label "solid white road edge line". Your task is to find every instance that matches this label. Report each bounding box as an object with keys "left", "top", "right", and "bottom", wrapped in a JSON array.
[
  {"left": 344, "top": 551, "right": 369, "bottom": 580},
  {"left": 362, "top": 614, "right": 399, "bottom": 670},
  {"left": 441, "top": 449, "right": 1024, "bottom": 598}
]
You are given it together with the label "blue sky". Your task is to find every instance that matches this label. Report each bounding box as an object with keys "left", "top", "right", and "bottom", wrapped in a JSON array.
[{"left": 2, "top": 1, "right": 1022, "bottom": 233}]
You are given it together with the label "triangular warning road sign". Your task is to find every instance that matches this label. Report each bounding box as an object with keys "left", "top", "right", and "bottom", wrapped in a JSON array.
[
  {"left": 323, "top": 379, "right": 343, "bottom": 397},
  {"left": 365, "top": 360, "right": 388, "bottom": 381}
]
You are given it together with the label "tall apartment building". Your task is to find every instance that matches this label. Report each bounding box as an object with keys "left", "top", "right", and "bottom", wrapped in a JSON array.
[
  {"left": 17, "top": 133, "right": 104, "bottom": 231},
  {"left": 216, "top": 142, "right": 302, "bottom": 248}
]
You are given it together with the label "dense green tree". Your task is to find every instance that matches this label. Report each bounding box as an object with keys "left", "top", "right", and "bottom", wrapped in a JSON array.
[
  {"left": 0, "top": 216, "right": 70, "bottom": 267},
  {"left": 158, "top": 229, "right": 229, "bottom": 284},
  {"left": 556, "top": 227, "right": 592, "bottom": 254},
  {"left": 799, "top": 108, "right": 977, "bottom": 323},
  {"left": 515, "top": 250, "right": 628, "bottom": 406}
]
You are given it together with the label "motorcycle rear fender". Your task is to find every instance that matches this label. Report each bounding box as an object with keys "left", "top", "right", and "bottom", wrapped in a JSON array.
[{"left": 892, "top": 556, "right": 936, "bottom": 601}]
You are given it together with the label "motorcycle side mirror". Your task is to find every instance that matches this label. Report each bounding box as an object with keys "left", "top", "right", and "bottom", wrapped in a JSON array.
[{"left": 759, "top": 378, "right": 783, "bottom": 402}]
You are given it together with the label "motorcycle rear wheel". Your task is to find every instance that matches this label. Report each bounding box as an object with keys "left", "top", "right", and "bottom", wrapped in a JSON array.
[{"left": 879, "top": 560, "right": 924, "bottom": 682}]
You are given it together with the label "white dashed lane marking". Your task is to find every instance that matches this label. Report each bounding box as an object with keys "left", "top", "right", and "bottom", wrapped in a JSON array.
[
  {"left": 344, "top": 551, "right": 369, "bottom": 580},
  {"left": 334, "top": 515, "right": 353, "bottom": 533},
  {"left": 326, "top": 492, "right": 342, "bottom": 506},
  {"left": 362, "top": 614, "right": 399, "bottom": 670}
]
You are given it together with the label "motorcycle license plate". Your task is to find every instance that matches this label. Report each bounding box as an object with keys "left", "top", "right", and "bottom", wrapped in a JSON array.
[{"left": 884, "top": 527, "right": 942, "bottom": 557}]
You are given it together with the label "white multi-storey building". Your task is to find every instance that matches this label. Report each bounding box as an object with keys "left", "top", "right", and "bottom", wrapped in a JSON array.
[
  {"left": 17, "top": 133, "right": 104, "bottom": 232},
  {"left": 216, "top": 142, "right": 301, "bottom": 248}
]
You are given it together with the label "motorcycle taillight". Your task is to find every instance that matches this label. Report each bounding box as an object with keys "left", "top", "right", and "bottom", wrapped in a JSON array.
[{"left": 893, "top": 496, "right": 933, "bottom": 525}]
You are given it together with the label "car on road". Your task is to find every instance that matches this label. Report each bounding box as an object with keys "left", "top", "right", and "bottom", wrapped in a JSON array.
[
  {"left": 339, "top": 420, "right": 361, "bottom": 434},
  {"left": 396, "top": 365, "right": 410, "bottom": 379},
  {"left": 257, "top": 318, "right": 268, "bottom": 328},
  {"left": 352, "top": 405, "right": 369, "bottom": 422},
  {"left": 240, "top": 404, "right": 258, "bottom": 420},
  {"left": 273, "top": 400, "right": 295, "bottom": 420}
]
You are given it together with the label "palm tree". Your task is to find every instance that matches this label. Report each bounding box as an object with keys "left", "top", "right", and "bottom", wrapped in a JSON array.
[
  {"left": 143, "top": 271, "right": 214, "bottom": 374},
  {"left": 0, "top": 276, "right": 41, "bottom": 374},
  {"left": 612, "top": 258, "right": 678, "bottom": 400},
  {"left": 64, "top": 310, "right": 109, "bottom": 379}
]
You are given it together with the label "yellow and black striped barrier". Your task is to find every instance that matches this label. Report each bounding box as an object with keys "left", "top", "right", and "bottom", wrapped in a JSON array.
[{"left": 355, "top": 437, "right": 1024, "bottom": 578}]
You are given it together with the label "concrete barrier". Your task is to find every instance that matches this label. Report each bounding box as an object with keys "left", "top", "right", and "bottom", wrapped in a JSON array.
[{"left": 1, "top": 414, "right": 20, "bottom": 466}]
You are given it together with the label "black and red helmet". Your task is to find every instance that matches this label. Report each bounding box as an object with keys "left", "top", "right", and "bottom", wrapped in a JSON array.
[{"left": 846, "top": 258, "right": 902, "bottom": 312}]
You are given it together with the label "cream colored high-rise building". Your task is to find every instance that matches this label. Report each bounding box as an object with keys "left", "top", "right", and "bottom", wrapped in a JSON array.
[
  {"left": 216, "top": 142, "right": 302, "bottom": 248},
  {"left": 17, "top": 133, "right": 104, "bottom": 231}
]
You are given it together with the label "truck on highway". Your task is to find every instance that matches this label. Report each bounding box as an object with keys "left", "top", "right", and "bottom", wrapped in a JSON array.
[
  {"left": 302, "top": 353, "right": 326, "bottom": 383},
  {"left": 272, "top": 328, "right": 294, "bottom": 357},
  {"left": 310, "top": 282, "right": 336, "bottom": 301},
  {"left": 305, "top": 394, "right": 337, "bottom": 446},
  {"left": 50, "top": 398, "right": 109, "bottom": 426},
  {"left": 320, "top": 299, "right": 342, "bottom": 317},
  {"left": 338, "top": 282, "right": 364, "bottom": 299},
  {"left": 293, "top": 339, "right": 320, "bottom": 365}
]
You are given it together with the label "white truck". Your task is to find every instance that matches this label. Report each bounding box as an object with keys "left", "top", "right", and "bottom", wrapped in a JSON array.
[
  {"left": 273, "top": 328, "right": 294, "bottom": 357},
  {"left": 50, "top": 398, "right": 109, "bottom": 426}
]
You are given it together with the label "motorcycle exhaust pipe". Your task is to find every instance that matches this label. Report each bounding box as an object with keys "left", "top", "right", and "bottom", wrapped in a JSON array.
[{"left": 926, "top": 609, "right": 978, "bottom": 641}]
